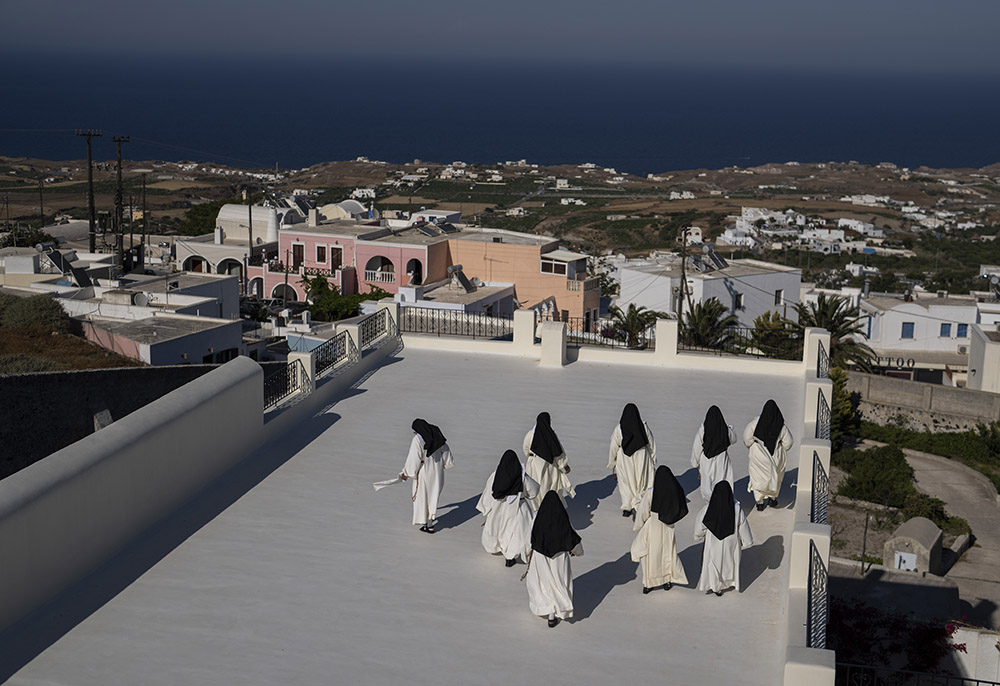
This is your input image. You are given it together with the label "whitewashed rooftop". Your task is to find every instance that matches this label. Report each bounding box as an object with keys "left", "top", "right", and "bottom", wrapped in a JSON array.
[{"left": 6, "top": 349, "right": 803, "bottom": 685}]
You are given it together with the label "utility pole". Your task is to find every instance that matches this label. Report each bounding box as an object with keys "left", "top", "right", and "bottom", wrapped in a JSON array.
[
  {"left": 141, "top": 172, "right": 147, "bottom": 268},
  {"left": 4, "top": 194, "right": 11, "bottom": 247},
  {"left": 677, "top": 227, "right": 694, "bottom": 323},
  {"left": 76, "top": 130, "right": 102, "bottom": 253},
  {"left": 246, "top": 186, "right": 254, "bottom": 250},
  {"left": 112, "top": 135, "right": 129, "bottom": 274},
  {"left": 128, "top": 193, "right": 134, "bottom": 253},
  {"left": 283, "top": 248, "right": 290, "bottom": 308},
  {"left": 38, "top": 178, "right": 44, "bottom": 230}
]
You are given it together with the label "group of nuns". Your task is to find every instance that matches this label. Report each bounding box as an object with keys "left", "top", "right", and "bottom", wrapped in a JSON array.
[{"left": 399, "top": 398, "right": 792, "bottom": 628}]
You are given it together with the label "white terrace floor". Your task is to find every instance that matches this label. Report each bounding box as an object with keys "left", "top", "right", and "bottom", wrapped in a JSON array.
[{"left": 9, "top": 349, "right": 804, "bottom": 686}]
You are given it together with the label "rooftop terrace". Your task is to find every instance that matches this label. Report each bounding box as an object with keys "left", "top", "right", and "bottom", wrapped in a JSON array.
[{"left": 0, "top": 311, "right": 833, "bottom": 685}]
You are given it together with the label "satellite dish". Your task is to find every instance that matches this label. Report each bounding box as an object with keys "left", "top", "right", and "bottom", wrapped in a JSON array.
[
  {"left": 134, "top": 293, "right": 149, "bottom": 307},
  {"left": 702, "top": 245, "right": 711, "bottom": 254},
  {"left": 991, "top": 275, "right": 999, "bottom": 286}
]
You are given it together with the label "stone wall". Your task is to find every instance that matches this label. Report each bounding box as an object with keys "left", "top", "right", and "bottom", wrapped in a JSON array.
[
  {"left": 1, "top": 364, "right": 266, "bottom": 480},
  {"left": 847, "top": 372, "right": 1000, "bottom": 432}
]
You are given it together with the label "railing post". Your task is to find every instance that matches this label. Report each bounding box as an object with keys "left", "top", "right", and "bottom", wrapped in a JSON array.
[
  {"left": 288, "top": 351, "right": 315, "bottom": 394},
  {"left": 539, "top": 321, "right": 567, "bottom": 367},
  {"left": 513, "top": 309, "right": 537, "bottom": 354},
  {"left": 803, "top": 327, "right": 831, "bottom": 377},
  {"left": 377, "top": 299, "right": 399, "bottom": 335},
  {"left": 652, "top": 318, "right": 679, "bottom": 365},
  {"left": 338, "top": 322, "right": 362, "bottom": 355}
]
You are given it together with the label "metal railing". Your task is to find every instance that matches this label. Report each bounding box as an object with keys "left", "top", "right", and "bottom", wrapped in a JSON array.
[
  {"left": 263, "top": 359, "right": 307, "bottom": 410},
  {"left": 812, "top": 450, "right": 829, "bottom": 525},
  {"left": 364, "top": 269, "right": 395, "bottom": 284},
  {"left": 678, "top": 326, "right": 803, "bottom": 360},
  {"left": 303, "top": 265, "right": 339, "bottom": 277},
  {"left": 559, "top": 316, "right": 655, "bottom": 350},
  {"left": 314, "top": 330, "right": 357, "bottom": 378},
  {"left": 837, "top": 663, "right": 1000, "bottom": 685},
  {"left": 816, "top": 388, "right": 831, "bottom": 440},
  {"left": 818, "top": 338, "right": 830, "bottom": 379},
  {"left": 808, "top": 539, "right": 829, "bottom": 650},
  {"left": 399, "top": 306, "right": 513, "bottom": 340},
  {"left": 359, "top": 308, "right": 394, "bottom": 350}
]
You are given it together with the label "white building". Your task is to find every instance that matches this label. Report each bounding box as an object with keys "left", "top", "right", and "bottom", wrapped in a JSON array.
[
  {"left": 845, "top": 262, "right": 880, "bottom": 278},
  {"left": 718, "top": 228, "right": 755, "bottom": 247},
  {"left": 616, "top": 255, "right": 801, "bottom": 326}
]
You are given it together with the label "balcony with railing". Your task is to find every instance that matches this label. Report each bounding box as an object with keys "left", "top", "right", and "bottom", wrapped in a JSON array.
[
  {"left": 400, "top": 306, "right": 513, "bottom": 340},
  {"left": 364, "top": 269, "right": 395, "bottom": 284},
  {"left": 678, "top": 325, "right": 804, "bottom": 361}
]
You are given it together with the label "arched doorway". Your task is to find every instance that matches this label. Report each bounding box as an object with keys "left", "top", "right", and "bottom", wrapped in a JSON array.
[
  {"left": 271, "top": 283, "right": 298, "bottom": 302},
  {"left": 217, "top": 258, "right": 243, "bottom": 279},
  {"left": 182, "top": 256, "right": 210, "bottom": 273},
  {"left": 364, "top": 256, "right": 395, "bottom": 284},
  {"left": 248, "top": 277, "right": 264, "bottom": 298},
  {"left": 405, "top": 258, "right": 423, "bottom": 286}
]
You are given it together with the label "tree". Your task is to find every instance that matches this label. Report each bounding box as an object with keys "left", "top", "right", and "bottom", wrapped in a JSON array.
[
  {"left": 0, "top": 227, "right": 55, "bottom": 249},
  {"left": 752, "top": 310, "right": 802, "bottom": 360},
  {"left": 681, "top": 297, "right": 738, "bottom": 349},
  {"left": 789, "top": 293, "right": 875, "bottom": 371},
  {"left": 587, "top": 255, "right": 619, "bottom": 297},
  {"left": 607, "top": 303, "right": 663, "bottom": 348},
  {"left": 1, "top": 294, "right": 71, "bottom": 333},
  {"left": 829, "top": 366, "right": 859, "bottom": 451},
  {"left": 299, "top": 275, "right": 390, "bottom": 322}
]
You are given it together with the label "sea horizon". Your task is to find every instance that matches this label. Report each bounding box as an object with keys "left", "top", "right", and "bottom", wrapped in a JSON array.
[{"left": 2, "top": 55, "right": 998, "bottom": 175}]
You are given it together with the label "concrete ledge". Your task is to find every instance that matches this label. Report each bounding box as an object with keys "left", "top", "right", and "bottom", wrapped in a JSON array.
[
  {"left": 789, "top": 522, "right": 831, "bottom": 589},
  {"left": 0, "top": 357, "right": 264, "bottom": 633},
  {"left": 402, "top": 333, "right": 540, "bottom": 358},
  {"left": 784, "top": 645, "right": 836, "bottom": 686}
]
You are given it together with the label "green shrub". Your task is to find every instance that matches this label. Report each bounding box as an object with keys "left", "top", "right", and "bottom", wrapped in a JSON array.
[
  {"left": 901, "top": 493, "right": 972, "bottom": 536},
  {"left": 0, "top": 354, "right": 63, "bottom": 374},
  {"left": 837, "top": 445, "right": 914, "bottom": 508},
  {"left": 1, "top": 295, "right": 71, "bottom": 333},
  {"left": 0, "top": 293, "right": 19, "bottom": 320},
  {"left": 831, "top": 447, "right": 864, "bottom": 472}
]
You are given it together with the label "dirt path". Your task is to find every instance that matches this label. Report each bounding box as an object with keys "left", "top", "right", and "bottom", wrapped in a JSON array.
[{"left": 901, "top": 448, "right": 1000, "bottom": 627}]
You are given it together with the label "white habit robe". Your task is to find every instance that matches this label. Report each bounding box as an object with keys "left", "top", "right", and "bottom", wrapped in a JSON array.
[
  {"left": 402, "top": 434, "right": 455, "bottom": 526},
  {"left": 476, "top": 470, "right": 541, "bottom": 561},
  {"left": 526, "top": 542, "right": 584, "bottom": 620},
  {"left": 693, "top": 501, "right": 753, "bottom": 593},
  {"left": 743, "top": 417, "right": 793, "bottom": 503},
  {"left": 608, "top": 423, "right": 656, "bottom": 512},
  {"left": 690, "top": 424, "right": 736, "bottom": 501},
  {"left": 630, "top": 488, "right": 688, "bottom": 588},
  {"left": 523, "top": 428, "right": 575, "bottom": 508}
]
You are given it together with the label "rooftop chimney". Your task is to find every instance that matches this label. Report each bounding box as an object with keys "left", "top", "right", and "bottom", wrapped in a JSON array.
[{"left": 308, "top": 209, "right": 318, "bottom": 227}]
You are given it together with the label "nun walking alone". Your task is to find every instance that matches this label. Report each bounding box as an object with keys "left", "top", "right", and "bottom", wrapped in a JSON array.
[
  {"left": 694, "top": 481, "right": 753, "bottom": 596},
  {"left": 524, "top": 412, "right": 574, "bottom": 508},
  {"left": 477, "top": 450, "right": 541, "bottom": 567},
  {"left": 609, "top": 403, "right": 657, "bottom": 518},
  {"left": 744, "top": 399, "right": 794, "bottom": 511},
  {"left": 631, "top": 465, "right": 689, "bottom": 594},
  {"left": 400, "top": 418, "right": 455, "bottom": 534},
  {"left": 525, "top": 491, "right": 583, "bottom": 627},
  {"left": 690, "top": 405, "right": 736, "bottom": 502}
]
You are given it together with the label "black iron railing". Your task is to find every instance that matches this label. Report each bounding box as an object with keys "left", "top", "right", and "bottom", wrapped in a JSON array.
[
  {"left": 359, "top": 308, "right": 395, "bottom": 350},
  {"left": 400, "top": 306, "right": 513, "bottom": 340},
  {"left": 816, "top": 388, "right": 831, "bottom": 440},
  {"left": 263, "top": 359, "right": 306, "bottom": 410},
  {"left": 808, "top": 539, "right": 829, "bottom": 650},
  {"left": 836, "top": 663, "right": 1000, "bottom": 685},
  {"left": 314, "top": 330, "right": 356, "bottom": 378},
  {"left": 812, "top": 451, "right": 829, "bottom": 525},
  {"left": 818, "top": 338, "right": 830, "bottom": 379},
  {"left": 558, "top": 316, "right": 656, "bottom": 350},
  {"left": 678, "top": 325, "right": 804, "bottom": 360}
]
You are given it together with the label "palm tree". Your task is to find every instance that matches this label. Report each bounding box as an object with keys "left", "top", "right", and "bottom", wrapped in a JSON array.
[
  {"left": 788, "top": 293, "right": 875, "bottom": 371},
  {"left": 608, "top": 303, "right": 663, "bottom": 348},
  {"left": 681, "top": 298, "right": 738, "bottom": 350}
]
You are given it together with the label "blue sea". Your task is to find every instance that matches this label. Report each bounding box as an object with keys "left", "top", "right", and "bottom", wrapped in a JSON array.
[{"left": 2, "top": 56, "right": 998, "bottom": 174}]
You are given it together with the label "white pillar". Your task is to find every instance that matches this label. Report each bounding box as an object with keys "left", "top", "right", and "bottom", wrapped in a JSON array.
[{"left": 539, "top": 321, "right": 567, "bottom": 368}]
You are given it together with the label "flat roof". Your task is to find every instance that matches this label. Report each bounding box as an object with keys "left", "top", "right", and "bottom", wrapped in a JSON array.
[
  {"left": 9, "top": 348, "right": 802, "bottom": 685},
  {"left": 416, "top": 282, "right": 512, "bottom": 305},
  {"left": 622, "top": 257, "right": 797, "bottom": 280},
  {"left": 87, "top": 315, "right": 234, "bottom": 344},
  {"left": 863, "top": 295, "right": 978, "bottom": 311},
  {"left": 542, "top": 248, "right": 588, "bottom": 262},
  {"left": 122, "top": 272, "right": 235, "bottom": 293}
]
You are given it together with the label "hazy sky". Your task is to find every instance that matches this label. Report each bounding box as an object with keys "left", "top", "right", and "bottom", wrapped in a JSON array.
[{"left": 4, "top": 0, "right": 999, "bottom": 74}]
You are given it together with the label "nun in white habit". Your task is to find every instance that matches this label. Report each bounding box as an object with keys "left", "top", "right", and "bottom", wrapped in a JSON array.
[
  {"left": 477, "top": 450, "right": 541, "bottom": 566},
  {"left": 744, "top": 399, "right": 794, "bottom": 510},
  {"left": 609, "top": 403, "right": 657, "bottom": 517},
  {"left": 524, "top": 412, "right": 574, "bottom": 508},
  {"left": 400, "top": 418, "right": 454, "bottom": 534},
  {"left": 525, "top": 491, "right": 583, "bottom": 628},
  {"left": 631, "top": 465, "right": 689, "bottom": 594},
  {"left": 693, "top": 481, "right": 753, "bottom": 596},
  {"left": 690, "top": 405, "right": 736, "bottom": 502}
]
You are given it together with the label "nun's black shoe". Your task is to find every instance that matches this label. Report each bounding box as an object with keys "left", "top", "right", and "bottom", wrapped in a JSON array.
[
  {"left": 505, "top": 558, "right": 517, "bottom": 567},
  {"left": 714, "top": 591, "right": 724, "bottom": 597},
  {"left": 642, "top": 587, "right": 652, "bottom": 594},
  {"left": 768, "top": 498, "right": 779, "bottom": 508},
  {"left": 663, "top": 583, "right": 672, "bottom": 591},
  {"left": 623, "top": 510, "right": 632, "bottom": 518},
  {"left": 419, "top": 525, "right": 435, "bottom": 534},
  {"left": 548, "top": 617, "right": 560, "bottom": 628},
  {"left": 756, "top": 502, "right": 766, "bottom": 511}
]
